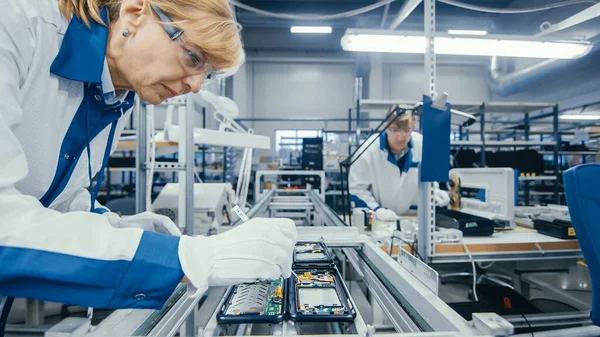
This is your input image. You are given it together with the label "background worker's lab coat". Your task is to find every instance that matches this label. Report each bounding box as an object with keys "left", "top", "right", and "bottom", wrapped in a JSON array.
[
  {"left": 349, "top": 132, "right": 423, "bottom": 215},
  {"left": 0, "top": 0, "right": 183, "bottom": 309}
]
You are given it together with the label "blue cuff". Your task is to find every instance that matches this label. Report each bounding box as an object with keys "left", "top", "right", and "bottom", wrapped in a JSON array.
[
  {"left": 108, "top": 231, "right": 184, "bottom": 309},
  {"left": 350, "top": 194, "right": 369, "bottom": 209},
  {"left": 92, "top": 207, "right": 109, "bottom": 214}
]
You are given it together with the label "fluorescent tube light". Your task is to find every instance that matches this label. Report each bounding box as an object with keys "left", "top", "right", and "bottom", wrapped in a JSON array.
[
  {"left": 341, "top": 30, "right": 592, "bottom": 59},
  {"left": 448, "top": 29, "right": 488, "bottom": 36},
  {"left": 559, "top": 115, "right": 600, "bottom": 120},
  {"left": 291, "top": 26, "right": 332, "bottom": 34}
]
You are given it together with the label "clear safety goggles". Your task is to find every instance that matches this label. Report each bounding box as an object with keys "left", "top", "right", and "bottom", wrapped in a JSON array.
[
  {"left": 386, "top": 127, "right": 412, "bottom": 137},
  {"left": 151, "top": 4, "right": 235, "bottom": 85}
]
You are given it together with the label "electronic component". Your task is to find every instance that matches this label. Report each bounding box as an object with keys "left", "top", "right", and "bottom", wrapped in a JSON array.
[
  {"left": 288, "top": 268, "right": 356, "bottom": 322},
  {"left": 293, "top": 241, "right": 333, "bottom": 266},
  {"left": 534, "top": 218, "right": 576, "bottom": 239},
  {"left": 436, "top": 208, "right": 495, "bottom": 236},
  {"left": 472, "top": 313, "right": 514, "bottom": 336},
  {"left": 217, "top": 278, "right": 286, "bottom": 323}
]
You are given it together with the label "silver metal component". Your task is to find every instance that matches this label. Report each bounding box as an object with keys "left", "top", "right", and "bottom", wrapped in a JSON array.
[
  {"left": 255, "top": 170, "right": 326, "bottom": 201},
  {"left": 26, "top": 299, "right": 45, "bottom": 325},
  {"left": 397, "top": 247, "right": 439, "bottom": 295},
  {"left": 134, "top": 95, "right": 146, "bottom": 213},
  {"left": 417, "top": 0, "right": 438, "bottom": 263},
  {"left": 536, "top": 3, "right": 600, "bottom": 37},
  {"left": 183, "top": 94, "right": 196, "bottom": 336},
  {"left": 344, "top": 248, "right": 421, "bottom": 333},
  {"left": 505, "top": 312, "right": 593, "bottom": 330},
  {"left": 388, "top": 0, "right": 422, "bottom": 30},
  {"left": 143, "top": 162, "right": 186, "bottom": 171},
  {"left": 226, "top": 282, "right": 270, "bottom": 315},
  {"left": 44, "top": 317, "right": 90, "bottom": 337},
  {"left": 512, "top": 326, "right": 600, "bottom": 337},
  {"left": 147, "top": 295, "right": 200, "bottom": 337}
]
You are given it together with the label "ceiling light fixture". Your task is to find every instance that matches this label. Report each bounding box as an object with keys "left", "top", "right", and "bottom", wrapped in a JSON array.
[
  {"left": 559, "top": 115, "right": 600, "bottom": 120},
  {"left": 341, "top": 29, "right": 592, "bottom": 59},
  {"left": 559, "top": 105, "right": 600, "bottom": 121},
  {"left": 448, "top": 29, "right": 488, "bottom": 36},
  {"left": 291, "top": 26, "right": 332, "bottom": 34}
]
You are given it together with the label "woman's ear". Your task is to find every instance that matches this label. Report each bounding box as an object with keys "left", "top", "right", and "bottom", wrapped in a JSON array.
[{"left": 119, "top": 0, "right": 147, "bottom": 35}]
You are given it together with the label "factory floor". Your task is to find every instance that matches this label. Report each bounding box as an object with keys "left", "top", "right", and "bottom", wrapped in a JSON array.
[{"left": 436, "top": 261, "right": 591, "bottom": 308}]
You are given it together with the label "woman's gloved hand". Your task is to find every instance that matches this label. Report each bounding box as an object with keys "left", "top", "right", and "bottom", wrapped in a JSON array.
[
  {"left": 179, "top": 217, "right": 298, "bottom": 297},
  {"left": 104, "top": 211, "right": 182, "bottom": 236},
  {"left": 375, "top": 207, "right": 398, "bottom": 221}
]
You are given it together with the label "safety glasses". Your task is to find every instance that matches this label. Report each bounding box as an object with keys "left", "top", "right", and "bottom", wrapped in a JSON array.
[{"left": 151, "top": 4, "right": 218, "bottom": 84}]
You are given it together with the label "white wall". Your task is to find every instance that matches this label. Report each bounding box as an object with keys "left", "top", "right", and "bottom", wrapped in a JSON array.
[
  {"left": 384, "top": 63, "right": 490, "bottom": 102},
  {"left": 233, "top": 60, "right": 355, "bottom": 155}
]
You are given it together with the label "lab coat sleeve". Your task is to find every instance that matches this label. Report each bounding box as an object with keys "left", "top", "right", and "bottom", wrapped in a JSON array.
[
  {"left": 0, "top": 4, "right": 183, "bottom": 309},
  {"left": 348, "top": 155, "right": 380, "bottom": 210}
]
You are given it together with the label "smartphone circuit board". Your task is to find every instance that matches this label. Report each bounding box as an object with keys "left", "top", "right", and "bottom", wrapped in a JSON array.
[
  {"left": 289, "top": 268, "right": 356, "bottom": 322},
  {"left": 218, "top": 277, "right": 285, "bottom": 323}
]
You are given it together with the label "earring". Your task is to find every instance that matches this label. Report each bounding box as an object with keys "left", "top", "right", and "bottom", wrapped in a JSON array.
[{"left": 122, "top": 29, "right": 129, "bottom": 37}]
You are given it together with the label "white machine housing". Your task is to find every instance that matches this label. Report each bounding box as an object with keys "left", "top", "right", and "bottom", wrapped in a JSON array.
[
  {"left": 152, "top": 183, "right": 233, "bottom": 235},
  {"left": 450, "top": 167, "right": 515, "bottom": 229}
]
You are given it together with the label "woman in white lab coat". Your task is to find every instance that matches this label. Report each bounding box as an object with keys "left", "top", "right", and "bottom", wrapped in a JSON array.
[
  {"left": 349, "top": 108, "right": 449, "bottom": 221},
  {"left": 0, "top": 0, "right": 296, "bottom": 310}
]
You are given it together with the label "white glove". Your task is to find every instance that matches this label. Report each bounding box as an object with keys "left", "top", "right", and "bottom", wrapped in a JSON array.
[
  {"left": 179, "top": 217, "right": 297, "bottom": 297},
  {"left": 375, "top": 207, "right": 397, "bottom": 221},
  {"left": 104, "top": 211, "right": 182, "bottom": 236},
  {"left": 434, "top": 188, "right": 450, "bottom": 207}
]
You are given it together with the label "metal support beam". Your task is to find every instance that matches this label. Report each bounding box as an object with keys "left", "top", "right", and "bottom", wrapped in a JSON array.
[
  {"left": 479, "top": 104, "right": 486, "bottom": 167},
  {"left": 418, "top": 0, "right": 436, "bottom": 262},
  {"left": 184, "top": 95, "right": 196, "bottom": 337},
  {"left": 380, "top": 3, "right": 391, "bottom": 28},
  {"left": 524, "top": 113, "right": 530, "bottom": 206},
  {"left": 537, "top": 3, "right": 600, "bottom": 37},
  {"left": 388, "top": 0, "right": 423, "bottom": 30},
  {"left": 134, "top": 96, "right": 147, "bottom": 213},
  {"left": 553, "top": 105, "right": 560, "bottom": 204}
]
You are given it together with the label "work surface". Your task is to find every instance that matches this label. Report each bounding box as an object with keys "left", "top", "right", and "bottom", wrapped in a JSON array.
[{"left": 382, "top": 215, "right": 581, "bottom": 263}]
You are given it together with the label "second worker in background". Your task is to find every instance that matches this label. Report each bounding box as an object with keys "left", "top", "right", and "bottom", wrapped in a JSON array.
[{"left": 349, "top": 106, "right": 450, "bottom": 221}]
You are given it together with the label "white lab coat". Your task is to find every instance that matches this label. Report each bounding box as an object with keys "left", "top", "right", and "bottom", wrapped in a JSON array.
[
  {"left": 0, "top": 0, "right": 182, "bottom": 309},
  {"left": 349, "top": 132, "right": 423, "bottom": 215}
]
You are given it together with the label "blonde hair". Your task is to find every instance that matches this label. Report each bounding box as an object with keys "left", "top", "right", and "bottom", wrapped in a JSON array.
[
  {"left": 385, "top": 105, "right": 414, "bottom": 130},
  {"left": 58, "top": 0, "right": 245, "bottom": 72}
]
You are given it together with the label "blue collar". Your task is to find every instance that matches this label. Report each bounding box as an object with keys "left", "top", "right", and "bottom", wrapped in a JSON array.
[
  {"left": 380, "top": 131, "right": 414, "bottom": 171},
  {"left": 50, "top": 9, "right": 109, "bottom": 83}
]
